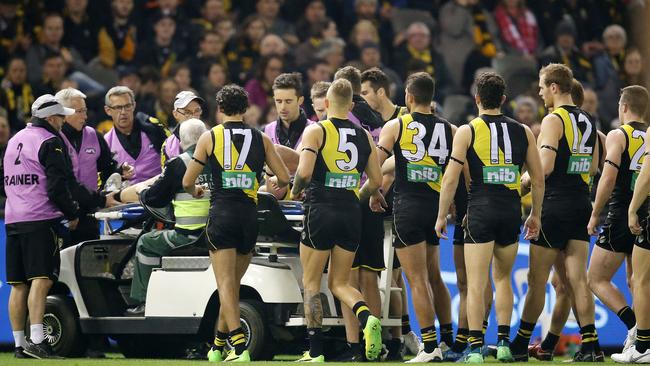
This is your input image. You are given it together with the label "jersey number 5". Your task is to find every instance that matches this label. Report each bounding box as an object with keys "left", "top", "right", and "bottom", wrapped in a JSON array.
[
  {"left": 402, "top": 121, "right": 449, "bottom": 164},
  {"left": 337, "top": 128, "right": 359, "bottom": 171},
  {"left": 223, "top": 128, "right": 252, "bottom": 170}
]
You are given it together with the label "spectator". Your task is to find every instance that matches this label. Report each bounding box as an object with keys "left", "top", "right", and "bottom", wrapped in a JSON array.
[
  {"left": 0, "top": 0, "right": 32, "bottom": 61},
  {"left": 170, "top": 63, "right": 194, "bottom": 93},
  {"left": 345, "top": 19, "right": 382, "bottom": 63},
  {"left": 135, "top": 14, "right": 188, "bottom": 77},
  {"left": 25, "top": 13, "right": 86, "bottom": 84},
  {"left": 344, "top": 0, "right": 394, "bottom": 55},
  {"left": 215, "top": 16, "right": 235, "bottom": 45},
  {"left": 529, "top": 0, "right": 606, "bottom": 48},
  {"left": 438, "top": 0, "right": 501, "bottom": 92},
  {"left": 0, "top": 58, "right": 34, "bottom": 133},
  {"left": 295, "top": 0, "right": 327, "bottom": 42},
  {"left": 62, "top": 0, "right": 98, "bottom": 63},
  {"left": 244, "top": 54, "right": 284, "bottom": 114},
  {"left": 315, "top": 37, "right": 346, "bottom": 75},
  {"left": 98, "top": 0, "right": 137, "bottom": 68},
  {"left": 393, "top": 22, "right": 453, "bottom": 102},
  {"left": 593, "top": 25, "right": 628, "bottom": 125},
  {"left": 357, "top": 42, "right": 403, "bottom": 104},
  {"left": 0, "top": 114, "right": 9, "bottom": 157},
  {"left": 513, "top": 95, "right": 540, "bottom": 137},
  {"left": 256, "top": 0, "right": 298, "bottom": 45},
  {"left": 538, "top": 21, "right": 593, "bottom": 84},
  {"left": 136, "top": 66, "right": 161, "bottom": 114},
  {"left": 191, "top": 0, "right": 227, "bottom": 32},
  {"left": 259, "top": 33, "right": 288, "bottom": 58},
  {"left": 226, "top": 14, "right": 266, "bottom": 83},
  {"left": 294, "top": 17, "right": 338, "bottom": 67},
  {"left": 301, "top": 58, "right": 331, "bottom": 118},
  {"left": 493, "top": 0, "right": 539, "bottom": 56},
  {"left": 202, "top": 62, "right": 227, "bottom": 125},
  {"left": 581, "top": 87, "right": 608, "bottom": 132},
  {"left": 623, "top": 48, "right": 645, "bottom": 87},
  {"left": 33, "top": 53, "right": 67, "bottom": 96},
  {"left": 190, "top": 30, "right": 227, "bottom": 90},
  {"left": 143, "top": 78, "right": 179, "bottom": 128}
]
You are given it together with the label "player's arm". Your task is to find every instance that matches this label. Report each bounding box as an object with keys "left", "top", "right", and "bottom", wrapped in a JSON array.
[
  {"left": 588, "top": 130, "right": 624, "bottom": 235},
  {"left": 375, "top": 118, "right": 400, "bottom": 166},
  {"left": 590, "top": 130, "right": 601, "bottom": 177},
  {"left": 537, "top": 113, "right": 563, "bottom": 177},
  {"left": 291, "top": 124, "right": 321, "bottom": 199},
  {"left": 523, "top": 125, "right": 545, "bottom": 220},
  {"left": 273, "top": 144, "right": 299, "bottom": 174},
  {"left": 263, "top": 134, "right": 290, "bottom": 188},
  {"left": 360, "top": 130, "right": 382, "bottom": 202},
  {"left": 183, "top": 130, "right": 211, "bottom": 197},
  {"left": 629, "top": 142, "right": 650, "bottom": 235},
  {"left": 597, "top": 131, "right": 607, "bottom": 171},
  {"left": 435, "top": 124, "right": 470, "bottom": 239}
]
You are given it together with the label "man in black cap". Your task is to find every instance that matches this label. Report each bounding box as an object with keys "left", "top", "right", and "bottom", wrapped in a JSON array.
[{"left": 539, "top": 20, "right": 593, "bottom": 84}]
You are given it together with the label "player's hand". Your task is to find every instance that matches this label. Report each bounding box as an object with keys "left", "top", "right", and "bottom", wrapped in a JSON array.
[
  {"left": 587, "top": 214, "right": 600, "bottom": 236},
  {"left": 523, "top": 214, "right": 541, "bottom": 240},
  {"left": 369, "top": 191, "right": 387, "bottom": 213},
  {"left": 191, "top": 185, "right": 205, "bottom": 199},
  {"left": 435, "top": 217, "right": 448, "bottom": 239},
  {"left": 121, "top": 162, "right": 135, "bottom": 180},
  {"left": 68, "top": 218, "right": 79, "bottom": 231},
  {"left": 462, "top": 214, "right": 468, "bottom": 228},
  {"left": 629, "top": 211, "right": 642, "bottom": 235},
  {"left": 105, "top": 191, "right": 121, "bottom": 207},
  {"left": 520, "top": 173, "right": 531, "bottom": 195},
  {"left": 290, "top": 189, "right": 304, "bottom": 201}
]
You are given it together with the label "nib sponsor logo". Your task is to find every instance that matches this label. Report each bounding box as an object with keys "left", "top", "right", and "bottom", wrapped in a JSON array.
[
  {"left": 222, "top": 172, "right": 256, "bottom": 189},
  {"left": 407, "top": 164, "right": 442, "bottom": 183},
  {"left": 482, "top": 166, "right": 518, "bottom": 184},
  {"left": 567, "top": 155, "right": 592, "bottom": 174},
  {"left": 325, "top": 172, "right": 361, "bottom": 189}
]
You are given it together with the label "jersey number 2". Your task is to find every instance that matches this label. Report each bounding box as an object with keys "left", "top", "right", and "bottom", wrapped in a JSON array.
[
  {"left": 14, "top": 143, "right": 23, "bottom": 165},
  {"left": 223, "top": 129, "right": 252, "bottom": 170},
  {"left": 630, "top": 130, "right": 646, "bottom": 170}
]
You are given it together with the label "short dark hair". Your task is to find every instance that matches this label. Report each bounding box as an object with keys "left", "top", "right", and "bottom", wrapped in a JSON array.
[
  {"left": 405, "top": 72, "right": 435, "bottom": 105},
  {"left": 476, "top": 72, "right": 506, "bottom": 109},
  {"left": 200, "top": 30, "right": 221, "bottom": 43},
  {"left": 272, "top": 72, "right": 303, "bottom": 97},
  {"left": 570, "top": 78, "right": 584, "bottom": 108},
  {"left": 621, "top": 85, "right": 650, "bottom": 117},
  {"left": 540, "top": 63, "right": 573, "bottom": 94},
  {"left": 43, "top": 51, "right": 63, "bottom": 63},
  {"left": 334, "top": 66, "right": 362, "bottom": 94},
  {"left": 216, "top": 84, "right": 249, "bottom": 116},
  {"left": 361, "top": 68, "right": 390, "bottom": 97}
]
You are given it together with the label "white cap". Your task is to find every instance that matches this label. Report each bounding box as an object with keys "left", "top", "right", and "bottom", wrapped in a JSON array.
[
  {"left": 32, "top": 94, "right": 75, "bottom": 118},
  {"left": 173, "top": 91, "right": 204, "bottom": 110}
]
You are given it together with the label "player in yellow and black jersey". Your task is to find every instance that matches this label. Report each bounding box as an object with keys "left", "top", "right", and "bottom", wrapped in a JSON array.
[
  {"left": 435, "top": 72, "right": 544, "bottom": 363},
  {"left": 290, "top": 79, "right": 384, "bottom": 363},
  {"left": 510, "top": 64, "right": 602, "bottom": 362},
  {"left": 183, "top": 85, "right": 290, "bottom": 362},
  {"left": 372, "top": 72, "right": 453, "bottom": 362},
  {"left": 585, "top": 86, "right": 650, "bottom": 350}
]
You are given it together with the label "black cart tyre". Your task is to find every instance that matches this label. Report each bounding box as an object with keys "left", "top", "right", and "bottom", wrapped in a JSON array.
[
  {"left": 26, "top": 295, "right": 87, "bottom": 357},
  {"left": 233, "top": 300, "right": 275, "bottom": 361}
]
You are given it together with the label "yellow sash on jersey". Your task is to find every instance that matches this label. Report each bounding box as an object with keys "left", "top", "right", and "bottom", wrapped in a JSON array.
[
  {"left": 470, "top": 118, "right": 521, "bottom": 194},
  {"left": 398, "top": 114, "right": 443, "bottom": 192},
  {"left": 554, "top": 107, "right": 592, "bottom": 185},
  {"left": 211, "top": 125, "right": 259, "bottom": 202},
  {"left": 320, "top": 120, "right": 361, "bottom": 197}
]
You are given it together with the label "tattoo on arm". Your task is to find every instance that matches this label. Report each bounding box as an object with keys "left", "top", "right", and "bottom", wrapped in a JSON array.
[
  {"left": 292, "top": 174, "right": 310, "bottom": 196},
  {"left": 304, "top": 289, "right": 323, "bottom": 329}
]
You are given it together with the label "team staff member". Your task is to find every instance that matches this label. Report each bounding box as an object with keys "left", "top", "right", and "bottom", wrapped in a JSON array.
[
  {"left": 2, "top": 95, "right": 79, "bottom": 359},
  {"left": 160, "top": 91, "right": 205, "bottom": 166},
  {"left": 510, "top": 64, "right": 602, "bottom": 362},
  {"left": 310, "top": 81, "right": 330, "bottom": 121},
  {"left": 55, "top": 88, "right": 134, "bottom": 244},
  {"left": 184, "top": 85, "right": 290, "bottom": 362},
  {"left": 615, "top": 96, "right": 650, "bottom": 363},
  {"left": 360, "top": 67, "right": 418, "bottom": 360},
  {"left": 291, "top": 79, "right": 383, "bottom": 362},
  {"left": 371, "top": 72, "right": 452, "bottom": 362},
  {"left": 114, "top": 119, "right": 212, "bottom": 316},
  {"left": 586, "top": 86, "right": 648, "bottom": 351},
  {"left": 104, "top": 86, "right": 170, "bottom": 184},
  {"left": 332, "top": 67, "right": 386, "bottom": 360},
  {"left": 435, "top": 73, "right": 544, "bottom": 363}
]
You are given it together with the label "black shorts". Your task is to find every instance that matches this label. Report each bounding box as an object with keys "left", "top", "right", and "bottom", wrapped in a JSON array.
[
  {"left": 596, "top": 215, "right": 637, "bottom": 254},
  {"left": 352, "top": 201, "right": 385, "bottom": 271},
  {"left": 530, "top": 195, "right": 591, "bottom": 250},
  {"left": 465, "top": 196, "right": 520, "bottom": 245},
  {"left": 206, "top": 200, "right": 258, "bottom": 254},
  {"left": 6, "top": 226, "right": 62, "bottom": 284},
  {"left": 636, "top": 218, "right": 650, "bottom": 250},
  {"left": 393, "top": 194, "right": 439, "bottom": 247},
  {"left": 301, "top": 203, "right": 361, "bottom": 252}
]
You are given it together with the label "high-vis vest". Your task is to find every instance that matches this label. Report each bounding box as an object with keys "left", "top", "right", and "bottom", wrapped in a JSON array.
[
  {"left": 393, "top": 112, "right": 452, "bottom": 197},
  {"left": 60, "top": 126, "right": 101, "bottom": 192},
  {"left": 4, "top": 124, "right": 63, "bottom": 224},
  {"left": 466, "top": 114, "right": 528, "bottom": 198},
  {"left": 104, "top": 128, "right": 162, "bottom": 183},
  {"left": 546, "top": 105, "right": 597, "bottom": 195},
  {"left": 172, "top": 152, "right": 212, "bottom": 231}
]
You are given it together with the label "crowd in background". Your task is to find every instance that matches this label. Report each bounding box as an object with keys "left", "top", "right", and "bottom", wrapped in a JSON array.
[{"left": 0, "top": 0, "right": 643, "bottom": 150}]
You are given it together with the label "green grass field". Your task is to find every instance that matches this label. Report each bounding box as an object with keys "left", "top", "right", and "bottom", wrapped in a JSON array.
[{"left": 0, "top": 353, "right": 617, "bottom": 365}]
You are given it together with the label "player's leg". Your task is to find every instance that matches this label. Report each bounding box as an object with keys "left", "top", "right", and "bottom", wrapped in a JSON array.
[
  {"left": 564, "top": 240, "right": 601, "bottom": 359},
  {"left": 491, "top": 242, "right": 518, "bottom": 361},
  {"left": 387, "top": 268, "right": 404, "bottom": 360},
  {"left": 510, "top": 244, "right": 558, "bottom": 358},
  {"left": 450, "top": 245, "right": 469, "bottom": 355},
  {"left": 328, "top": 245, "right": 382, "bottom": 361},
  {"left": 339, "top": 269, "right": 362, "bottom": 360},
  {"left": 463, "top": 241, "right": 495, "bottom": 361},
  {"left": 299, "top": 243, "right": 331, "bottom": 361},
  {"left": 426, "top": 245, "right": 453, "bottom": 349},
  {"left": 588, "top": 246, "right": 635, "bottom": 331},
  {"left": 8, "top": 284, "right": 29, "bottom": 354}
]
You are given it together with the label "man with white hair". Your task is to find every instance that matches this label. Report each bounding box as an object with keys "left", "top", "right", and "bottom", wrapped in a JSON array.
[
  {"left": 161, "top": 90, "right": 205, "bottom": 166},
  {"left": 104, "top": 86, "right": 170, "bottom": 183},
  {"left": 115, "top": 118, "right": 212, "bottom": 316},
  {"left": 55, "top": 88, "right": 133, "bottom": 244}
]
